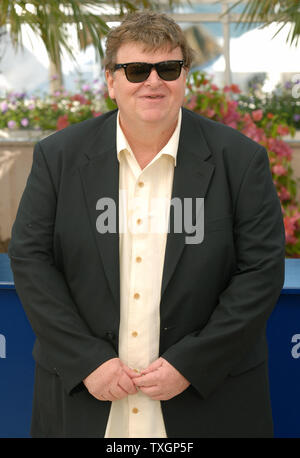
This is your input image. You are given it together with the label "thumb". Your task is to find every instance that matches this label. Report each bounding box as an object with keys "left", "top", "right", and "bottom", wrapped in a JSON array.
[
  {"left": 121, "top": 364, "right": 141, "bottom": 379},
  {"left": 140, "top": 357, "right": 163, "bottom": 375}
]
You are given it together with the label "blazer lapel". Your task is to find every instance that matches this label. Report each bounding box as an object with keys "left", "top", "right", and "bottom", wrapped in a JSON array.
[
  {"left": 79, "top": 111, "right": 120, "bottom": 312},
  {"left": 78, "top": 109, "right": 215, "bottom": 310},
  {"left": 161, "top": 109, "right": 215, "bottom": 298}
]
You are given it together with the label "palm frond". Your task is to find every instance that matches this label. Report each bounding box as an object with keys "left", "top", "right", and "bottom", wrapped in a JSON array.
[
  {"left": 0, "top": 0, "right": 179, "bottom": 65},
  {"left": 228, "top": 0, "right": 300, "bottom": 46}
]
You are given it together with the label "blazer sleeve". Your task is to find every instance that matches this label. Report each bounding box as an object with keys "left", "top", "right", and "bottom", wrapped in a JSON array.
[
  {"left": 8, "top": 142, "right": 118, "bottom": 395},
  {"left": 161, "top": 145, "right": 285, "bottom": 399}
]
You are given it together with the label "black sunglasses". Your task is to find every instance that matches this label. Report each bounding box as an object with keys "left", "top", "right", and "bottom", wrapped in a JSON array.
[{"left": 113, "top": 60, "right": 185, "bottom": 83}]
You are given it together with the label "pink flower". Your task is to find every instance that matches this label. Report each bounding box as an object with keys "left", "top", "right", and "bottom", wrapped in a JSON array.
[
  {"left": 284, "top": 215, "right": 300, "bottom": 244},
  {"left": 21, "top": 118, "right": 29, "bottom": 127},
  {"left": 82, "top": 84, "right": 91, "bottom": 92},
  {"left": 267, "top": 138, "right": 292, "bottom": 160},
  {"left": 205, "top": 108, "right": 215, "bottom": 118},
  {"left": 57, "top": 114, "right": 69, "bottom": 130},
  {"left": 7, "top": 120, "right": 16, "bottom": 129},
  {"left": 186, "top": 95, "right": 197, "bottom": 111},
  {"left": 278, "top": 186, "right": 291, "bottom": 201},
  {"left": 252, "top": 109, "right": 263, "bottom": 122},
  {"left": 1, "top": 101, "right": 8, "bottom": 113},
  {"left": 277, "top": 125, "right": 290, "bottom": 136},
  {"left": 272, "top": 164, "right": 287, "bottom": 176},
  {"left": 220, "top": 100, "right": 241, "bottom": 127}
]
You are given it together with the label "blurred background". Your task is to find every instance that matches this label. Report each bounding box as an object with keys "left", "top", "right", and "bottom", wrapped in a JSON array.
[
  {"left": 0, "top": 0, "right": 300, "bottom": 255},
  {"left": 0, "top": 0, "right": 299, "bottom": 94},
  {"left": 0, "top": 1, "right": 300, "bottom": 439}
]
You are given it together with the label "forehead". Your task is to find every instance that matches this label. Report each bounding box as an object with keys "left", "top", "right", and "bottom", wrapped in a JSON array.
[{"left": 116, "top": 42, "right": 183, "bottom": 63}]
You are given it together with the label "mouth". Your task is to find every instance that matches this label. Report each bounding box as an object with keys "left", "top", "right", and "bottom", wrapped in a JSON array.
[{"left": 141, "top": 95, "right": 165, "bottom": 100}]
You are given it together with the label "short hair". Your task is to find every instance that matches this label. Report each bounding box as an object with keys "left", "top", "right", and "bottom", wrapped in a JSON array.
[{"left": 104, "top": 11, "right": 195, "bottom": 71}]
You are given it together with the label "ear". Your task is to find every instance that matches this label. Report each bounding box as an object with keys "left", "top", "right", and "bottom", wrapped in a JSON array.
[
  {"left": 105, "top": 69, "right": 115, "bottom": 100},
  {"left": 182, "top": 66, "right": 189, "bottom": 83}
]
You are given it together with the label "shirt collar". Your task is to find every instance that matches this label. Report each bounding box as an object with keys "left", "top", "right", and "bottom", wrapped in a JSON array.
[{"left": 116, "top": 108, "right": 182, "bottom": 167}]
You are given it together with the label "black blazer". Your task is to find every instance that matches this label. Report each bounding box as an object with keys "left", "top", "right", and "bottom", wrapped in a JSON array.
[{"left": 9, "top": 108, "right": 285, "bottom": 437}]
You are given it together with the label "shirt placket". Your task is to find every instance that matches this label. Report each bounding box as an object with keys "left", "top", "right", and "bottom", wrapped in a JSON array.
[{"left": 127, "top": 169, "right": 151, "bottom": 436}]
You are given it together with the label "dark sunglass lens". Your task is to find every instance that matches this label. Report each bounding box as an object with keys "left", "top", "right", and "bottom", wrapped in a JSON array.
[
  {"left": 157, "top": 61, "right": 181, "bottom": 81},
  {"left": 126, "top": 63, "right": 151, "bottom": 82}
]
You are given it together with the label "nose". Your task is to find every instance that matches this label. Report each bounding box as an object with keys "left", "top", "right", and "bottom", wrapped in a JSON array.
[{"left": 145, "top": 67, "right": 162, "bottom": 85}]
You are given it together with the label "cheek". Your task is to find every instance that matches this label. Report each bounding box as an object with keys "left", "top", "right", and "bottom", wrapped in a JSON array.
[
  {"left": 170, "top": 80, "right": 186, "bottom": 100},
  {"left": 172, "top": 86, "right": 186, "bottom": 105}
]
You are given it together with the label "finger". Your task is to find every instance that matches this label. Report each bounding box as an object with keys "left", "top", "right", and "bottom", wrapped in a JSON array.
[
  {"left": 102, "top": 389, "right": 119, "bottom": 401},
  {"left": 109, "top": 384, "right": 129, "bottom": 400},
  {"left": 119, "top": 372, "right": 138, "bottom": 395},
  {"left": 140, "top": 358, "right": 163, "bottom": 375},
  {"left": 133, "top": 371, "right": 160, "bottom": 387},
  {"left": 139, "top": 387, "right": 174, "bottom": 401},
  {"left": 138, "top": 385, "right": 160, "bottom": 397},
  {"left": 122, "top": 366, "right": 141, "bottom": 380},
  {"left": 94, "top": 393, "right": 108, "bottom": 402}
]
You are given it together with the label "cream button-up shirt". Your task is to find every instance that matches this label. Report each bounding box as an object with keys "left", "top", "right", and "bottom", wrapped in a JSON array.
[{"left": 104, "top": 109, "right": 182, "bottom": 438}]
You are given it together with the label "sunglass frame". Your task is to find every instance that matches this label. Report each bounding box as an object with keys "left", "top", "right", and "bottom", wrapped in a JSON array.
[{"left": 113, "top": 60, "right": 185, "bottom": 83}]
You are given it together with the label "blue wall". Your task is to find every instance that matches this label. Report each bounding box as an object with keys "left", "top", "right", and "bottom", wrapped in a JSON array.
[{"left": 0, "top": 254, "right": 299, "bottom": 438}]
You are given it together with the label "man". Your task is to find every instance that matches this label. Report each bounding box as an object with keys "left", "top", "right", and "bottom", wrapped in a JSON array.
[{"left": 9, "top": 11, "right": 285, "bottom": 438}]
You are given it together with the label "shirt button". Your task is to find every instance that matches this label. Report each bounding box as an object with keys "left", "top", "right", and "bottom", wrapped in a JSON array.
[
  {"left": 136, "top": 218, "right": 142, "bottom": 225},
  {"left": 138, "top": 181, "right": 144, "bottom": 188},
  {"left": 133, "top": 292, "right": 140, "bottom": 299},
  {"left": 131, "top": 331, "right": 138, "bottom": 337},
  {"left": 136, "top": 256, "right": 142, "bottom": 263},
  {"left": 132, "top": 408, "right": 139, "bottom": 414}
]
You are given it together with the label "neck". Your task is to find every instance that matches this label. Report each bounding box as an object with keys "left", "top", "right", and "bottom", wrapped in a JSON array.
[{"left": 119, "top": 114, "right": 179, "bottom": 169}]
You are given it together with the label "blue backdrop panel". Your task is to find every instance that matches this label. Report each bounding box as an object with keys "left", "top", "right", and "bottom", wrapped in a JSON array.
[
  {"left": 0, "top": 256, "right": 35, "bottom": 438},
  {"left": 0, "top": 254, "right": 300, "bottom": 438},
  {"left": 266, "top": 259, "right": 300, "bottom": 438}
]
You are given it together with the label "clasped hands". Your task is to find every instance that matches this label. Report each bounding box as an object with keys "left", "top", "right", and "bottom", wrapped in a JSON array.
[{"left": 83, "top": 357, "right": 190, "bottom": 402}]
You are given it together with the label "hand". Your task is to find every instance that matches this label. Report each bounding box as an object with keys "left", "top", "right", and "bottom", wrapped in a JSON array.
[
  {"left": 133, "top": 357, "right": 190, "bottom": 401},
  {"left": 83, "top": 357, "right": 138, "bottom": 401}
]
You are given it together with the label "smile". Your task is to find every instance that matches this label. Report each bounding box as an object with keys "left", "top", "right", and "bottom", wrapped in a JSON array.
[{"left": 141, "top": 95, "right": 165, "bottom": 100}]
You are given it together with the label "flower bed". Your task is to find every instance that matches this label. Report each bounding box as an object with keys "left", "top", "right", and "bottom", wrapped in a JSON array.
[
  {"left": 184, "top": 72, "right": 300, "bottom": 257},
  {"left": 1, "top": 73, "right": 300, "bottom": 256},
  {"left": 0, "top": 80, "right": 107, "bottom": 132},
  {"left": 238, "top": 78, "right": 300, "bottom": 131}
]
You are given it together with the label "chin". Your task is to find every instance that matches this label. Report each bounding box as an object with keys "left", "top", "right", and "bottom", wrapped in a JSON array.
[{"left": 139, "top": 111, "right": 167, "bottom": 124}]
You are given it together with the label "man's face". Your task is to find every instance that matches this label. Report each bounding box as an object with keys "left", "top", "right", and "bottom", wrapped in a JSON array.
[{"left": 105, "top": 42, "right": 187, "bottom": 130}]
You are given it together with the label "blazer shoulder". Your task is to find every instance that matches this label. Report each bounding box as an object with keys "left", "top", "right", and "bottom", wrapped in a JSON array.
[
  {"left": 37, "top": 109, "right": 117, "bottom": 164},
  {"left": 182, "top": 107, "right": 264, "bottom": 157}
]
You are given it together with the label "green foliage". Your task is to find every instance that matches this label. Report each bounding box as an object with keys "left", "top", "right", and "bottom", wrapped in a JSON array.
[
  {"left": 238, "top": 78, "right": 300, "bottom": 131},
  {"left": 1, "top": 70, "right": 300, "bottom": 256},
  {"left": 184, "top": 71, "right": 300, "bottom": 257},
  {"left": 0, "top": 1, "right": 179, "bottom": 66}
]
